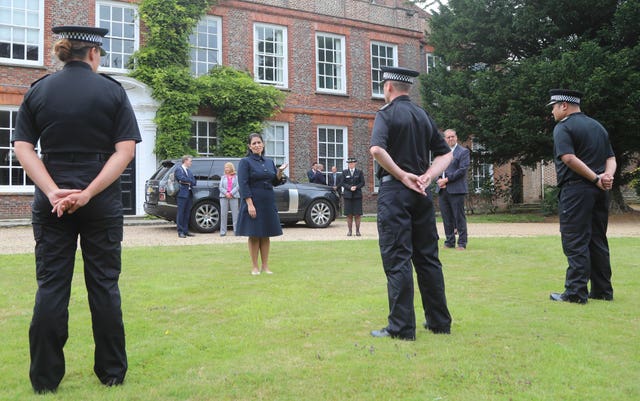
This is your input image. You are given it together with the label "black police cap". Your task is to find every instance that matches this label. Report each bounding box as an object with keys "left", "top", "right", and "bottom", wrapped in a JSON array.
[
  {"left": 546, "top": 89, "right": 583, "bottom": 107},
  {"left": 52, "top": 26, "right": 109, "bottom": 55},
  {"left": 381, "top": 66, "right": 419, "bottom": 84}
]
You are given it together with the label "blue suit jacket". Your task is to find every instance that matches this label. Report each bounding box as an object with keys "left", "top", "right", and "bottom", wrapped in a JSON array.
[
  {"left": 311, "top": 170, "right": 326, "bottom": 185},
  {"left": 442, "top": 145, "right": 470, "bottom": 194},
  {"left": 174, "top": 165, "right": 197, "bottom": 198}
]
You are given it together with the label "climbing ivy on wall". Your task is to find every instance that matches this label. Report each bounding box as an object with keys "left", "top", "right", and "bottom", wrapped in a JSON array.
[{"left": 129, "top": 0, "right": 285, "bottom": 159}]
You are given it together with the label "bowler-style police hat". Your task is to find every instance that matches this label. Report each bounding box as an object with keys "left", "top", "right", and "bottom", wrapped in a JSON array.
[
  {"left": 52, "top": 25, "right": 109, "bottom": 56},
  {"left": 381, "top": 66, "right": 419, "bottom": 84},
  {"left": 546, "top": 89, "right": 583, "bottom": 107}
]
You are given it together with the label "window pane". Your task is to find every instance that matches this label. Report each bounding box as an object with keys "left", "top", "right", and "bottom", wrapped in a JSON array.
[
  {"left": 254, "top": 24, "right": 286, "bottom": 86},
  {"left": 0, "top": 9, "right": 9, "bottom": 24},
  {"left": 191, "top": 119, "right": 218, "bottom": 156},
  {"left": 371, "top": 43, "right": 396, "bottom": 96},
  {"left": 189, "top": 18, "right": 220, "bottom": 76},
  {"left": 98, "top": 3, "right": 138, "bottom": 70},
  {"left": 27, "top": 11, "right": 38, "bottom": 27},
  {"left": 124, "top": 8, "right": 135, "bottom": 23},
  {"left": 113, "top": 7, "right": 123, "bottom": 21},
  {"left": 317, "top": 127, "right": 346, "bottom": 174},
  {"left": 26, "top": 44, "right": 37, "bottom": 60},
  {"left": 0, "top": 26, "right": 9, "bottom": 41},
  {"left": 317, "top": 34, "right": 345, "bottom": 92}
]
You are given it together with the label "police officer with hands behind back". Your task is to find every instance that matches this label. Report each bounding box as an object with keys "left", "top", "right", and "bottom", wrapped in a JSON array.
[
  {"left": 12, "top": 25, "right": 141, "bottom": 393},
  {"left": 547, "top": 89, "right": 616, "bottom": 304},
  {"left": 369, "top": 66, "right": 454, "bottom": 340},
  {"left": 341, "top": 157, "right": 365, "bottom": 236}
]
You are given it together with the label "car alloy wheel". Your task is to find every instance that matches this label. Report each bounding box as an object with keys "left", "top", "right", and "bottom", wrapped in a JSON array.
[
  {"left": 305, "top": 199, "right": 334, "bottom": 228},
  {"left": 191, "top": 200, "right": 220, "bottom": 233}
]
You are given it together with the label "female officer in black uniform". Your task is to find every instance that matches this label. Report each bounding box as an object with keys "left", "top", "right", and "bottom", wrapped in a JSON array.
[{"left": 12, "top": 26, "right": 141, "bottom": 393}]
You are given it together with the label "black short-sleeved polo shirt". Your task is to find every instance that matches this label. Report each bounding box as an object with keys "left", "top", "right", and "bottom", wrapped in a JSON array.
[
  {"left": 370, "top": 95, "right": 449, "bottom": 179},
  {"left": 553, "top": 112, "right": 614, "bottom": 186},
  {"left": 12, "top": 61, "right": 141, "bottom": 153}
]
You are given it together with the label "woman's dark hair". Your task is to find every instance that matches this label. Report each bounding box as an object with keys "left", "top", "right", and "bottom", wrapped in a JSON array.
[
  {"left": 246, "top": 133, "right": 265, "bottom": 156},
  {"left": 53, "top": 39, "right": 94, "bottom": 62}
]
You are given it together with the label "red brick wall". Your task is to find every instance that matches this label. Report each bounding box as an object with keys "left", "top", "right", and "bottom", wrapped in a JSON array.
[
  {"left": 213, "top": 0, "right": 426, "bottom": 213},
  {"left": 0, "top": 195, "right": 32, "bottom": 219},
  {"left": 1, "top": 0, "right": 425, "bottom": 216}
]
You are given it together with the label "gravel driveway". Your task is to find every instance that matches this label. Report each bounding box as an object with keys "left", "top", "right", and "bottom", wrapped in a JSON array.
[{"left": 2, "top": 214, "right": 639, "bottom": 255}]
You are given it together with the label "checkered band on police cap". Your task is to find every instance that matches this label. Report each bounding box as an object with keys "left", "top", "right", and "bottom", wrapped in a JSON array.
[
  {"left": 381, "top": 66, "right": 419, "bottom": 84},
  {"left": 546, "top": 89, "right": 583, "bottom": 106},
  {"left": 52, "top": 26, "right": 109, "bottom": 46}
]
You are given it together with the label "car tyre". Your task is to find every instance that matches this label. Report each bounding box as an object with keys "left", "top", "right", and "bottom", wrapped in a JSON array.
[
  {"left": 190, "top": 200, "right": 220, "bottom": 233},
  {"left": 304, "top": 198, "right": 334, "bottom": 228}
]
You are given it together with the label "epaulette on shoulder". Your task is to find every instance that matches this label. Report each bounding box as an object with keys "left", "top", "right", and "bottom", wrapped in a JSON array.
[
  {"left": 378, "top": 103, "right": 391, "bottom": 111},
  {"left": 100, "top": 73, "right": 122, "bottom": 86},
  {"left": 30, "top": 74, "right": 50, "bottom": 87}
]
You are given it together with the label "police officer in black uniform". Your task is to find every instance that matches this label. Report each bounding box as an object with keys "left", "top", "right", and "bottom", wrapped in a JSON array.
[
  {"left": 12, "top": 26, "right": 141, "bottom": 393},
  {"left": 547, "top": 89, "right": 616, "bottom": 304},
  {"left": 369, "top": 66, "right": 454, "bottom": 340}
]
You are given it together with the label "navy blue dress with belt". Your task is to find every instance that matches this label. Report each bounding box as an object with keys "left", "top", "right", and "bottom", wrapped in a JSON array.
[{"left": 235, "top": 153, "right": 283, "bottom": 237}]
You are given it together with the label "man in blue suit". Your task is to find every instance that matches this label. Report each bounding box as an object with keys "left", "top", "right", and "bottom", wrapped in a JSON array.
[
  {"left": 436, "top": 129, "right": 470, "bottom": 249},
  {"left": 310, "top": 163, "right": 326, "bottom": 185},
  {"left": 174, "top": 155, "right": 197, "bottom": 238}
]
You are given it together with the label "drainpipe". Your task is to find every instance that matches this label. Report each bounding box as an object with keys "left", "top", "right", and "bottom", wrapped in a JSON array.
[{"left": 541, "top": 160, "right": 545, "bottom": 200}]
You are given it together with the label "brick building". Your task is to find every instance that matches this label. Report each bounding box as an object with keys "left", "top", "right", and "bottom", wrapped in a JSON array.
[{"left": 1, "top": 0, "right": 435, "bottom": 218}]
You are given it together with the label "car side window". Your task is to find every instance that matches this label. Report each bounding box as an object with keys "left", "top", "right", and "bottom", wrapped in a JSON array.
[
  {"left": 210, "top": 161, "right": 224, "bottom": 180},
  {"left": 190, "top": 160, "right": 212, "bottom": 180}
]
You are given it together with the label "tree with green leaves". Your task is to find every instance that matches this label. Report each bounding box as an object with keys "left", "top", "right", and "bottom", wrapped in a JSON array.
[
  {"left": 129, "top": 0, "right": 285, "bottom": 159},
  {"left": 420, "top": 0, "right": 640, "bottom": 210}
]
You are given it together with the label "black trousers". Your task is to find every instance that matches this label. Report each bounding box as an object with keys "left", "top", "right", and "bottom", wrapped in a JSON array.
[
  {"left": 29, "top": 159, "right": 127, "bottom": 391},
  {"left": 438, "top": 189, "right": 467, "bottom": 247},
  {"left": 376, "top": 180, "right": 452, "bottom": 337},
  {"left": 558, "top": 181, "right": 613, "bottom": 301}
]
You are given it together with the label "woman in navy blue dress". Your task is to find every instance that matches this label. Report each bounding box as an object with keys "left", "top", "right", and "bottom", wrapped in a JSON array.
[{"left": 236, "top": 133, "right": 288, "bottom": 275}]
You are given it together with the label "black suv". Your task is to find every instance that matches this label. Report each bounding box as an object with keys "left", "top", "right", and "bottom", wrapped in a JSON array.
[{"left": 144, "top": 157, "right": 340, "bottom": 233}]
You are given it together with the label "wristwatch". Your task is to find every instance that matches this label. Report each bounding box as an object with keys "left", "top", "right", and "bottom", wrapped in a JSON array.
[{"left": 592, "top": 175, "right": 600, "bottom": 184}]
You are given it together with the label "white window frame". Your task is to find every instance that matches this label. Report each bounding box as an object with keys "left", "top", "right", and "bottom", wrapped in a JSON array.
[
  {"left": 262, "top": 122, "right": 289, "bottom": 174},
  {"left": 189, "top": 16, "right": 221, "bottom": 77},
  {"left": 0, "top": 0, "right": 44, "bottom": 66},
  {"left": 371, "top": 41, "right": 397, "bottom": 98},
  {"left": 317, "top": 126, "right": 348, "bottom": 181},
  {"left": 426, "top": 52, "right": 441, "bottom": 74},
  {"left": 471, "top": 138, "right": 493, "bottom": 193},
  {"left": 254, "top": 23, "right": 288, "bottom": 88},
  {"left": 190, "top": 117, "right": 218, "bottom": 156},
  {"left": 315, "top": 33, "right": 346, "bottom": 94},
  {"left": 0, "top": 107, "right": 35, "bottom": 192},
  {"left": 96, "top": 1, "right": 139, "bottom": 73}
]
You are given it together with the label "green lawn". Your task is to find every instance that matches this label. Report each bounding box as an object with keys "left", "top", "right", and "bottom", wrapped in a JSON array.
[{"left": 1, "top": 237, "right": 638, "bottom": 400}]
